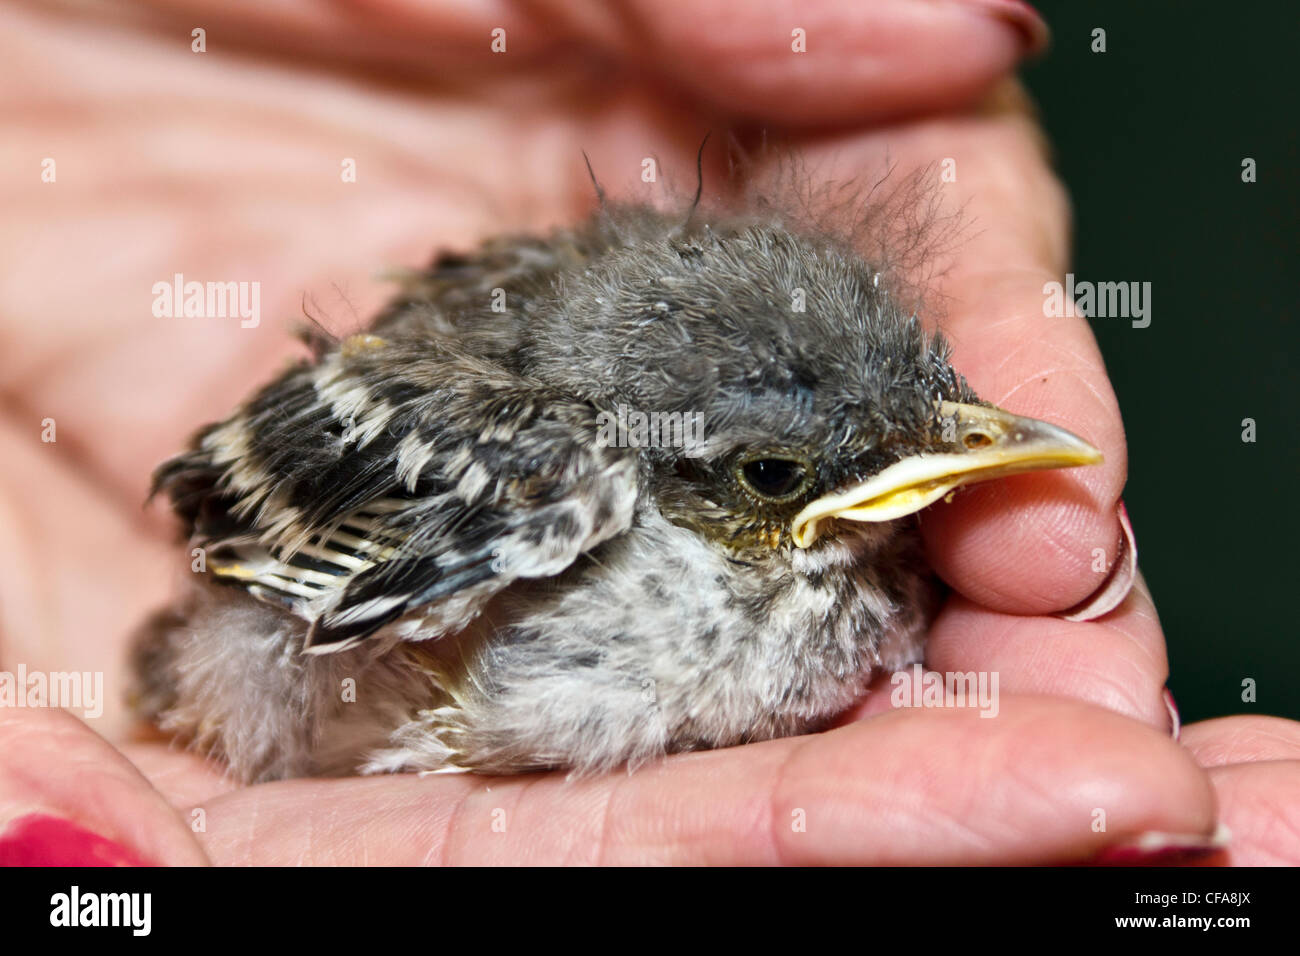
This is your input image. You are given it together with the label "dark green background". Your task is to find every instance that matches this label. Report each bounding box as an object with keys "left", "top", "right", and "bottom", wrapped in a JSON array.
[{"left": 1022, "top": 3, "right": 1298, "bottom": 722}]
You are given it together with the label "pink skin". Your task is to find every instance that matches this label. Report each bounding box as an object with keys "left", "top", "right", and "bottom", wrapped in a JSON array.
[{"left": 1, "top": 0, "right": 1296, "bottom": 865}]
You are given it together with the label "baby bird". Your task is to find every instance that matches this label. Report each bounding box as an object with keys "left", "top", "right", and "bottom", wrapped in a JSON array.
[{"left": 131, "top": 200, "right": 1100, "bottom": 782}]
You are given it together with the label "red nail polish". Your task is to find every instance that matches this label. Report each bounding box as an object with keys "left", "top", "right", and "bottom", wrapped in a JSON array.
[
  {"left": 0, "top": 814, "right": 154, "bottom": 867},
  {"left": 1092, "top": 826, "right": 1230, "bottom": 866},
  {"left": 1093, "top": 844, "right": 1222, "bottom": 866}
]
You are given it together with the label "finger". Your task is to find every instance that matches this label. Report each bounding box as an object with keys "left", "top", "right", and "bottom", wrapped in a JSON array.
[
  {"left": 117, "top": 0, "right": 571, "bottom": 68},
  {"left": 912, "top": 89, "right": 1127, "bottom": 613},
  {"left": 774, "top": 87, "right": 1124, "bottom": 613},
  {"left": 557, "top": 0, "right": 1046, "bottom": 125},
  {"left": 196, "top": 696, "right": 1215, "bottom": 865},
  {"left": 120, "top": 0, "right": 1044, "bottom": 124},
  {"left": 0, "top": 708, "right": 208, "bottom": 865},
  {"left": 1180, "top": 716, "right": 1300, "bottom": 768},
  {"left": 1201, "top": 761, "right": 1300, "bottom": 866},
  {"left": 921, "top": 575, "right": 1170, "bottom": 730}
]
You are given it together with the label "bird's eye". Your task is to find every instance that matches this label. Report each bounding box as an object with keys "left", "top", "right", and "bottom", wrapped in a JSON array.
[{"left": 739, "top": 457, "right": 810, "bottom": 500}]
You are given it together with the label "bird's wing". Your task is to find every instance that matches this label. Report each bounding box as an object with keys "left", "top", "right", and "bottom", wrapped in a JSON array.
[{"left": 154, "top": 335, "right": 638, "bottom": 653}]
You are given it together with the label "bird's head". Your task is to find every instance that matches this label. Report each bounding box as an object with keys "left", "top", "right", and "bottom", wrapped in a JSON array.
[{"left": 525, "top": 214, "right": 1101, "bottom": 560}]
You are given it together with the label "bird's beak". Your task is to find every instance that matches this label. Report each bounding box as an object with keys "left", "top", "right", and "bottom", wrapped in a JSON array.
[{"left": 790, "top": 402, "right": 1103, "bottom": 548}]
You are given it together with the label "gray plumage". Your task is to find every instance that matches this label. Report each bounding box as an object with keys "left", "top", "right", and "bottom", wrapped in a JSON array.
[{"left": 131, "top": 200, "right": 985, "bottom": 782}]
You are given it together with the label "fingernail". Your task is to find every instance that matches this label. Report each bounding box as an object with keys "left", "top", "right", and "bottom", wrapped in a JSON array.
[
  {"left": 952, "top": 0, "right": 1050, "bottom": 55},
  {"left": 1092, "top": 824, "right": 1231, "bottom": 866},
  {"left": 0, "top": 814, "right": 154, "bottom": 867},
  {"left": 1163, "top": 687, "right": 1181, "bottom": 741},
  {"left": 1061, "top": 499, "right": 1138, "bottom": 622}
]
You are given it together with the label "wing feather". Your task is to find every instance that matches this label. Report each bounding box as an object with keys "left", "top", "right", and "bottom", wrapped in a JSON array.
[{"left": 154, "top": 336, "right": 637, "bottom": 653}]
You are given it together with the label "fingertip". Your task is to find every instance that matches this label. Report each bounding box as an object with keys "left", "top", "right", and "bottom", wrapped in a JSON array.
[
  {"left": 1204, "top": 761, "right": 1300, "bottom": 866},
  {"left": 921, "top": 473, "right": 1125, "bottom": 613},
  {"left": 594, "top": 0, "right": 1035, "bottom": 125},
  {"left": 0, "top": 708, "right": 210, "bottom": 866},
  {"left": 764, "top": 697, "right": 1217, "bottom": 865}
]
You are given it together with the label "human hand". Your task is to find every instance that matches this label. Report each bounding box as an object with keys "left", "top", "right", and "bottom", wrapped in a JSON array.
[{"left": 0, "top": 0, "right": 1261, "bottom": 865}]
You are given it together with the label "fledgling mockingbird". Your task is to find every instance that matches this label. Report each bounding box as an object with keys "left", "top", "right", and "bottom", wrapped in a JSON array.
[{"left": 130, "top": 196, "right": 1101, "bottom": 783}]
